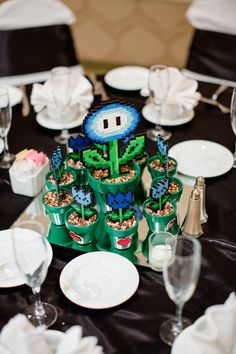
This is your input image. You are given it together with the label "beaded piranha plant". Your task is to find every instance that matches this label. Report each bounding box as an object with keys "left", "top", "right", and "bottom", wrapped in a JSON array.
[
  {"left": 82, "top": 101, "right": 145, "bottom": 178},
  {"left": 106, "top": 191, "right": 135, "bottom": 224},
  {"left": 71, "top": 185, "right": 96, "bottom": 220},
  {"left": 68, "top": 134, "right": 90, "bottom": 163},
  {"left": 49, "top": 146, "right": 64, "bottom": 200}
]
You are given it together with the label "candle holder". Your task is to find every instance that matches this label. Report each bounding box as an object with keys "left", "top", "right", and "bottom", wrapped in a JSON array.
[{"left": 148, "top": 231, "right": 176, "bottom": 271}]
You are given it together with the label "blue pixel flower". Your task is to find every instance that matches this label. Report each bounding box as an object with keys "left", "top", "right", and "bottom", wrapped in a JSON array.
[
  {"left": 151, "top": 178, "right": 169, "bottom": 200},
  {"left": 71, "top": 185, "right": 93, "bottom": 207},
  {"left": 84, "top": 101, "right": 140, "bottom": 143},
  {"left": 68, "top": 134, "right": 90, "bottom": 153},
  {"left": 107, "top": 191, "right": 133, "bottom": 210}
]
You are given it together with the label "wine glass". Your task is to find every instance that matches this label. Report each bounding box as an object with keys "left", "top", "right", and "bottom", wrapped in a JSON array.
[
  {"left": 160, "top": 236, "right": 201, "bottom": 346},
  {"left": 230, "top": 88, "right": 236, "bottom": 168},
  {"left": 51, "top": 66, "right": 72, "bottom": 145},
  {"left": 12, "top": 224, "right": 57, "bottom": 328},
  {"left": 146, "top": 65, "right": 172, "bottom": 141},
  {"left": 0, "top": 87, "right": 15, "bottom": 168}
]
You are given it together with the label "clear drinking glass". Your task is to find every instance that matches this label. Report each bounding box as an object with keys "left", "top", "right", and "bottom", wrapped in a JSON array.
[
  {"left": 51, "top": 66, "right": 72, "bottom": 145},
  {"left": 160, "top": 236, "right": 201, "bottom": 346},
  {"left": 230, "top": 88, "right": 236, "bottom": 168},
  {"left": 12, "top": 225, "right": 57, "bottom": 328},
  {"left": 0, "top": 87, "right": 15, "bottom": 168},
  {"left": 146, "top": 64, "right": 172, "bottom": 141}
]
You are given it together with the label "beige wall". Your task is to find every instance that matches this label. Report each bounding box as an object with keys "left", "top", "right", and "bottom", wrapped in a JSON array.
[{"left": 63, "top": 0, "right": 194, "bottom": 72}]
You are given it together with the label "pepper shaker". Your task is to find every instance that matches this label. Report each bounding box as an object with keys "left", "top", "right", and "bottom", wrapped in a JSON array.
[
  {"left": 194, "top": 176, "right": 208, "bottom": 224},
  {"left": 181, "top": 188, "right": 203, "bottom": 238}
]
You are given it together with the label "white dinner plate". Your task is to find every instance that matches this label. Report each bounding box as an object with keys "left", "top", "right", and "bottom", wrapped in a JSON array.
[
  {"left": 142, "top": 104, "right": 194, "bottom": 126},
  {"left": 0, "top": 138, "right": 3, "bottom": 154},
  {"left": 0, "top": 86, "right": 23, "bottom": 107},
  {"left": 36, "top": 109, "right": 87, "bottom": 130},
  {"left": 104, "top": 66, "right": 149, "bottom": 91},
  {"left": 0, "top": 228, "right": 53, "bottom": 288},
  {"left": 169, "top": 140, "right": 234, "bottom": 178},
  {"left": 60, "top": 251, "right": 139, "bottom": 309}
]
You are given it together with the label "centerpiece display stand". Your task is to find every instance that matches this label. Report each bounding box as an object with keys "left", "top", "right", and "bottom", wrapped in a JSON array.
[{"left": 41, "top": 101, "right": 189, "bottom": 266}]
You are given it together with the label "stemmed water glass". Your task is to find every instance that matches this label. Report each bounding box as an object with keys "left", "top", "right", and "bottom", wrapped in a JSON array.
[
  {"left": 230, "top": 88, "right": 236, "bottom": 168},
  {"left": 12, "top": 225, "right": 57, "bottom": 328},
  {"left": 160, "top": 236, "right": 201, "bottom": 346},
  {"left": 0, "top": 87, "right": 15, "bottom": 169},
  {"left": 51, "top": 66, "right": 72, "bottom": 145},
  {"left": 146, "top": 64, "right": 172, "bottom": 141}
]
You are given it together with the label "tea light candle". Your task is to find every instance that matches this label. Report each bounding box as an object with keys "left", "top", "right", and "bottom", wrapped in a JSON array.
[{"left": 149, "top": 244, "right": 172, "bottom": 271}]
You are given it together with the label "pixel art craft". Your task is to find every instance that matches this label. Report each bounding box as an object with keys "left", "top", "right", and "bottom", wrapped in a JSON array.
[
  {"left": 82, "top": 101, "right": 145, "bottom": 178},
  {"left": 106, "top": 190, "right": 135, "bottom": 223},
  {"left": 71, "top": 185, "right": 94, "bottom": 219}
]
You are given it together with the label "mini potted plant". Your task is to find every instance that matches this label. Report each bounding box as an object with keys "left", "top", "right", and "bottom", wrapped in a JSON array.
[
  {"left": 45, "top": 146, "right": 76, "bottom": 191},
  {"left": 142, "top": 177, "right": 179, "bottom": 257},
  {"left": 42, "top": 147, "right": 74, "bottom": 246},
  {"left": 104, "top": 190, "right": 138, "bottom": 262},
  {"left": 65, "top": 185, "right": 99, "bottom": 251},
  {"left": 65, "top": 134, "right": 90, "bottom": 186},
  {"left": 148, "top": 135, "right": 177, "bottom": 180}
]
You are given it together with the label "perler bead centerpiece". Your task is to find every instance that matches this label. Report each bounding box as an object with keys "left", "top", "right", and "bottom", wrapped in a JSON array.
[{"left": 82, "top": 100, "right": 145, "bottom": 180}]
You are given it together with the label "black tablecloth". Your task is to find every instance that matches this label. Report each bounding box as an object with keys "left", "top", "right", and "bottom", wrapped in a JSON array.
[{"left": 0, "top": 81, "right": 236, "bottom": 354}]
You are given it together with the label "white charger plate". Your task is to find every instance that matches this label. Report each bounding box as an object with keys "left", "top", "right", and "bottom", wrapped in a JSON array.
[
  {"left": 0, "top": 86, "right": 23, "bottom": 107},
  {"left": 104, "top": 66, "right": 149, "bottom": 91},
  {"left": 36, "top": 109, "right": 87, "bottom": 130},
  {"left": 0, "top": 228, "right": 53, "bottom": 288},
  {"left": 142, "top": 103, "right": 194, "bottom": 126},
  {"left": 60, "top": 251, "right": 139, "bottom": 309},
  {"left": 169, "top": 140, "right": 234, "bottom": 178}
]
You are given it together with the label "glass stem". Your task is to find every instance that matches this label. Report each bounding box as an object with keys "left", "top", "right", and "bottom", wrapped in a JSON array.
[
  {"left": 32, "top": 286, "right": 45, "bottom": 318},
  {"left": 174, "top": 302, "right": 184, "bottom": 334},
  {"left": 3, "top": 135, "right": 9, "bottom": 158},
  {"left": 233, "top": 140, "right": 236, "bottom": 167}
]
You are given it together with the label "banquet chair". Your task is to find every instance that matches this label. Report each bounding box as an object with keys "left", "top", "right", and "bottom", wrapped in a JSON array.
[
  {"left": 0, "top": 0, "right": 82, "bottom": 86},
  {"left": 182, "top": 0, "right": 236, "bottom": 86}
]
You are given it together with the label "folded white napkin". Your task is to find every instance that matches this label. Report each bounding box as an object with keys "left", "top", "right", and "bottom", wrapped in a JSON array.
[
  {"left": 0, "top": 314, "right": 104, "bottom": 354},
  {"left": 172, "top": 292, "right": 236, "bottom": 354},
  {"left": 30, "top": 70, "right": 93, "bottom": 120},
  {"left": 0, "top": 314, "right": 52, "bottom": 354},
  {"left": 0, "top": 0, "right": 76, "bottom": 30},
  {"left": 142, "top": 67, "right": 200, "bottom": 117}
]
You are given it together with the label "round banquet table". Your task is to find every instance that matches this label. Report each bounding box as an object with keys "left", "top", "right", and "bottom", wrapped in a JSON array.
[{"left": 0, "top": 79, "right": 235, "bottom": 354}]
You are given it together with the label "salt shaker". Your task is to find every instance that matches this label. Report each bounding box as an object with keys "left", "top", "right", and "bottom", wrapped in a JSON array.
[
  {"left": 194, "top": 176, "right": 208, "bottom": 224},
  {"left": 181, "top": 188, "right": 203, "bottom": 238}
]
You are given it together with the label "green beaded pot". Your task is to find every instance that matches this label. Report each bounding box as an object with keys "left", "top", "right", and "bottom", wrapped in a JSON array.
[
  {"left": 143, "top": 198, "right": 179, "bottom": 234},
  {"left": 142, "top": 198, "right": 179, "bottom": 258},
  {"left": 65, "top": 208, "right": 99, "bottom": 249},
  {"left": 105, "top": 215, "right": 139, "bottom": 250},
  {"left": 45, "top": 169, "right": 77, "bottom": 191},
  {"left": 148, "top": 155, "right": 178, "bottom": 180},
  {"left": 42, "top": 187, "right": 73, "bottom": 246},
  {"left": 65, "top": 156, "right": 88, "bottom": 186},
  {"left": 87, "top": 163, "right": 140, "bottom": 212}
]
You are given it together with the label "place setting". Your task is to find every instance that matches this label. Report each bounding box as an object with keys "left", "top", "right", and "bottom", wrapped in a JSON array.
[
  {"left": 141, "top": 66, "right": 200, "bottom": 141},
  {"left": 30, "top": 66, "right": 94, "bottom": 144}
]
